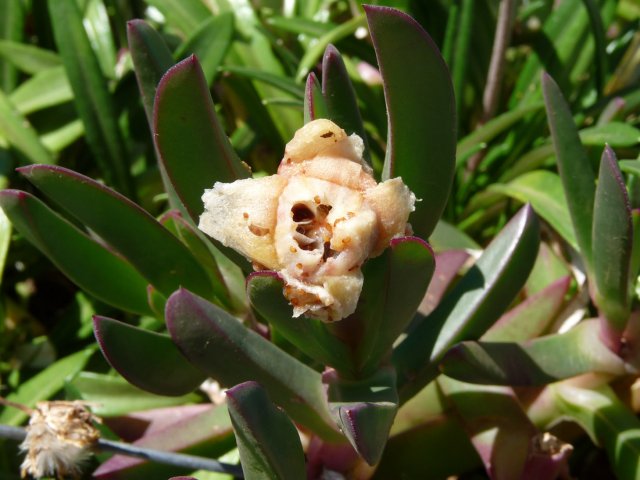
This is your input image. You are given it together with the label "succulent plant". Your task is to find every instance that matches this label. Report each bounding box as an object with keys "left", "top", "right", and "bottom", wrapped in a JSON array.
[{"left": 0, "top": 1, "right": 638, "bottom": 479}]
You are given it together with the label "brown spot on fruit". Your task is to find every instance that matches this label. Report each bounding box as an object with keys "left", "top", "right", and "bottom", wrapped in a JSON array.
[
  {"left": 249, "top": 224, "right": 270, "bottom": 236},
  {"left": 243, "top": 212, "right": 249, "bottom": 219},
  {"left": 320, "top": 131, "right": 335, "bottom": 138}
]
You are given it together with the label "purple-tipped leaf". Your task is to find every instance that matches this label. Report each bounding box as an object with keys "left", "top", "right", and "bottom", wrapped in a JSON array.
[
  {"left": 19, "top": 165, "right": 215, "bottom": 300},
  {"left": 166, "top": 288, "right": 340, "bottom": 440},
  {"left": 593, "top": 146, "right": 633, "bottom": 333},
  {"left": 93, "top": 316, "right": 206, "bottom": 396},
  {"left": 153, "top": 55, "right": 249, "bottom": 222},
  {"left": 227, "top": 381, "right": 305, "bottom": 479},
  {"left": 394, "top": 205, "right": 540, "bottom": 402},
  {"left": 0, "top": 190, "right": 151, "bottom": 315},
  {"left": 304, "top": 72, "right": 328, "bottom": 123},
  {"left": 441, "top": 320, "right": 626, "bottom": 386},
  {"left": 365, "top": 5, "right": 455, "bottom": 239}
]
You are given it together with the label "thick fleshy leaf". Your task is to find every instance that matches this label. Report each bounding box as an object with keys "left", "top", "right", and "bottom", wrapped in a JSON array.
[
  {"left": 166, "top": 288, "right": 340, "bottom": 440},
  {"left": 483, "top": 276, "right": 571, "bottom": 342},
  {"left": 94, "top": 316, "right": 206, "bottom": 396},
  {"left": 375, "top": 414, "right": 480, "bottom": 478},
  {"left": 247, "top": 271, "right": 354, "bottom": 374},
  {"left": 175, "top": 13, "right": 234, "bottom": 85},
  {"left": 542, "top": 73, "right": 595, "bottom": 270},
  {"left": 621, "top": 160, "right": 640, "bottom": 178},
  {"left": 419, "top": 250, "right": 470, "bottom": 315},
  {"left": 429, "top": 221, "right": 480, "bottom": 251},
  {"left": 94, "top": 403, "right": 236, "bottom": 479},
  {"left": 8, "top": 66, "right": 73, "bottom": 115},
  {"left": 154, "top": 55, "right": 249, "bottom": 222},
  {"left": 365, "top": 5, "right": 455, "bottom": 239},
  {"left": 525, "top": 242, "right": 571, "bottom": 296},
  {"left": 127, "top": 19, "right": 174, "bottom": 123},
  {"left": 441, "top": 320, "right": 626, "bottom": 386},
  {"left": 592, "top": 146, "right": 633, "bottom": 332},
  {"left": 19, "top": 165, "right": 215, "bottom": 300},
  {"left": 0, "top": 190, "right": 151, "bottom": 315},
  {"left": 321, "top": 44, "right": 370, "bottom": 163},
  {"left": 553, "top": 382, "right": 640, "bottom": 480},
  {"left": 0, "top": 348, "right": 94, "bottom": 426},
  {"left": 0, "top": 89, "right": 53, "bottom": 164},
  {"left": 394, "top": 205, "right": 540, "bottom": 402},
  {"left": 66, "top": 372, "right": 200, "bottom": 417},
  {"left": 227, "top": 381, "right": 306, "bottom": 480},
  {"left": 325, "top": 367, "right": 398, "bottom": 466},
  {"left": 303, "top": 72, "right": 327, "bottom": 123},
  {"left": 580, "top": 122, "right": 640, "bottom": 147},
  {"left": 48, "top": 0, "right": 133, "bottom": 196},
  {"left": 490, "top": 170, "right": 578, "bottom": 251},
  {"left": 332, "top": 237, "right": 435, "bottom": 376}
]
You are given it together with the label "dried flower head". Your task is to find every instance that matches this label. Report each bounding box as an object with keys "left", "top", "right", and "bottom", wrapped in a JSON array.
[
  {"left": 20, "top": 401, "right": 100, "bottom": 479},
  {"left": 200, "top": 119, "right": 415, "bottom": 321}
]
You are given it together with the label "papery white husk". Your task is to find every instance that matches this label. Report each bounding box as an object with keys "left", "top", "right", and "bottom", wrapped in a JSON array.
[{"left": 200, "top": 119, "right": 415, "bottom": 322}]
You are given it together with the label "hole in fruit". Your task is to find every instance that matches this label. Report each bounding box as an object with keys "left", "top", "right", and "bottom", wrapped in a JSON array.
[{"left": 292, "top": 203, "right": 314, "bottom": 222}]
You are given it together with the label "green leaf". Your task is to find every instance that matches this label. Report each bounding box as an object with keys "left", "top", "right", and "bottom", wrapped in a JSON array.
[
  {"left": 303, "top": 72, "right": 327, "bottom": 123},
  {"left": 0, "top": 89, "right": 53, "bottom": 164},
  {"left": 0, "top": 40, "right": 61, "bottom": 74},
  {"left": 222, "top": 65, "right": 304, "bottom": 99},
  {"left": 592, "top": 146, "right": 633, "bottom": 331},
  {"left": 127, "top": 19, "right": 174, "bottom": 123},
  {"left": 296, "top": 14, "right": 366, "bottom": 82},
  {"left": 429, "top": 220, "right": 480, "bottom": 251},
  {"left": 365, "top": 5, "right": 455, "bottom": 239},
  {"left": 80, "top": 0, "right": 117, "bottom": 79},
  {"left": 8, "top": 66, "right": 73, "bottom": 115},
  {"left": 227, "top": 381, "right": 306, "bottom": 480},
  {"left": 247, "top": 271, "right": 355, "bottom": 374},
  {"left": 66, "top": 372, "right": 200, "bottom": 417},
  {"left": 325, "top": 367, "right": 398, "bottom": 466},
  {"left": 175, "top": 13, "right": 234, "bottom": 85},
  {"left": 542, "top": 72, "right": 595, "bottom": 270},
  {"left": 553, "top": 383, "right": 640, "bottom": 480},
  {"left": 483, "top": 276, "right": 571, "bottom": 342},
  {"left": 166, "top": 288, "right": 340, "bottom": 441},
  {"left": 153, "top": 55, "right": 249, "bottom": 222},
  {"left": 19, "top": 164, "right": 216, "bottom": 300},
  {"left": 394, "top": 205, "right": 540, "bottom": 403},
  {"left": 0, "top": 348, "right": 94, "bottom": 426},
  {"left": 0, "top": 190, "right": 152, "bottom": 315},
  {"left": 441, "top": 320, "right": 626, "bottom": 386},
  {"left": 489, "top": 170, "right": 578, "bottom": 251},
  {"left": 48, "top": 0, "right": 134, "bottom": 197},
  {"left": 321, "top": 45, "right": 370, "bottom": 163},
  {"left": 621, "top": 160, "right": 640, "bottom": 178},
  {"left": 0, "top": 0, "right": 23, "bottom": 92},
  {"left": 145, "top": 0, "right": 212, "bottom": 36},
  {"left": 94, "top": 316, "right": 206, "bottom": 396},
  {"left": 580, "top": 122, "right": 640, "bottom": 147}
]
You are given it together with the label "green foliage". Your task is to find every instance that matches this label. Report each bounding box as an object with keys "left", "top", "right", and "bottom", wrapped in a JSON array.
[{"left": 0, "top": 1, "right": 638, "bottom": 479}]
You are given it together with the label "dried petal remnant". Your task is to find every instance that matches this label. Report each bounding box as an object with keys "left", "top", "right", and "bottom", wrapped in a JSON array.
[
  {"left": 200, "top": 119, "right": 415, "bottom": 321},
  {"left": 20, "top": 401, "right": 100, "bottom": 479}
]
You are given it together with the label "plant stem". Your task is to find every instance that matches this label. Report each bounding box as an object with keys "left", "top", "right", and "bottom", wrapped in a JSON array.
[{"left": 0, "top": 424, "right": 244, "bottom": 478}]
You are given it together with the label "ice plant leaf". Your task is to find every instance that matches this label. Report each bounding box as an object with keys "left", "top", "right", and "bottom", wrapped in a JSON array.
[
  {"left": 0, "top": 190, "right": 151, "bottom": 315},
  {"left": 334, "top": 237, "right": 435, "bottom": 376},
  {"left": 48, "top": 0, "right": 134, "bottom": 197},
  {"left": 227, "top": 381, "right": 306, "bottom": 480},
  {"left": 325, "top": 367, "right": 398, "bottom": 466},
  {"left": 542, "top": 73, "right": 596, "bottom": 271},
  {"left": 247, "top": 271, "right": 355, "bottom": 374},
  {"left": 93, "top": 316, "right": 206, "bottom": 396},
  {"left": 9, "top": 66, "right": 73, "bottom": 115},
  {"left": 166, "top": 288, "right": 340, "bottom": 441},
  {"left": 553, "top": 383, "right": 640, "bottom": 480},
  {"left": 483, "top": 276, "right": 571, "bottom": 342},
  {"left": 365, "top": 5, "right": 455, "bottom": 239},
  {"left": 154, "top": 55, "right": 249, "bottom": 222},
  {"left": 441, "top": 320, "right": 626, "bottom": 386},
  {"left": 127, "top": 19, "right": 174, "bottom": 123},
  {"left": 304, "top": 72, "right": 327, "bottom": 123},
  {"left": 394, "top": 205, "right": 539, "bottom": 402},
  {"left": 592, "top": 146, "right": 633, "bottom": 333},
  {"left": 19, "top": 165, "right": 216, "bottom": 301},
  {"left": 321, "top": 44, "right": 370, "bottom": 163}
]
